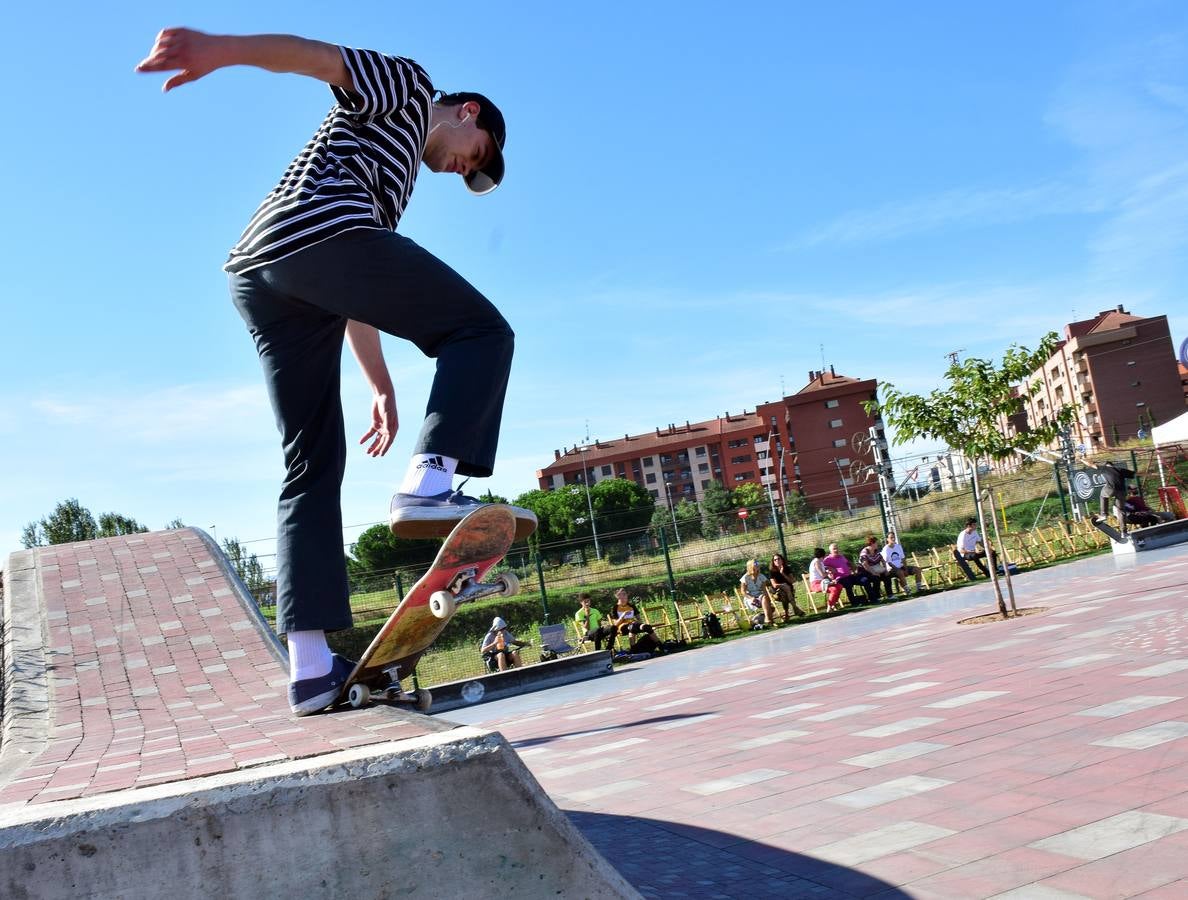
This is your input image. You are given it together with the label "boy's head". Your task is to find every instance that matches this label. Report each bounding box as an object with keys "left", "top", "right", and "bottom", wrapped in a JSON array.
[{"left": 426, "top": 92, "right": 506, "bottom": 194}]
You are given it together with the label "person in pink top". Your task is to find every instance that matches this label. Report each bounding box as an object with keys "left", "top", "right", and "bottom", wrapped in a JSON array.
[{"left": 823, "top": 543, "right": 868, "bottom": 605}]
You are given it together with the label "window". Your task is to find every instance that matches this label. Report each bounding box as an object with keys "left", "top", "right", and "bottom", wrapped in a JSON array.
[
  {"left": 677, "top": 452, "right": 689, "bottom": 463},
  {"left": 833, "top": 438, "right": 847, "bottom": 448},
  {"left": 642, "top": 457, "right": 654, "bottom": 467},
  {"left": 649, "top": 490, "right": 659, "bottom": 499},
  {"left": 733, "top": 473, "right": 750, "bottom": 482},
  {"left": 840, "top": 477, "right": 854, "bottom": 486},
  {"left": 701, "top": 480, "right": 711, "bottom": 489},
  {"left": 829, "top": 419, "right": 844, "bottom": 429},
  {"left": 730, "top": 454, "right": 752, "bottom": 464},
  {"left": 600, "top": 465, "right": 612, "bottom": 477},
  {"left": 757, "top": 450, "right": 769, "bottom": 460},
  {"left": 645, "top": 473, "right": 656, "bottom": 484},
  {"left": 698, "top": 462, "right": 709, "bottom": 473},
  {"left": 695, "top": 447, "right": 706, "bottom": 457},
  {"left": 660, "top": 454, "right": 673, "bottom": 464},
  {"left": 837, "top": 457, "right": 851, "bottom": 466},
  {"left": 728, "top": 438, "right": 748, "bottom": 449},
  {"left": 825, "top": 399, "right": 839, "bottom": 409}
]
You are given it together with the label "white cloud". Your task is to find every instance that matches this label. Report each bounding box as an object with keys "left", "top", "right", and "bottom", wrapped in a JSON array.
[{"left": 788, "top": 182, "right": 1105, "bottom": 249}]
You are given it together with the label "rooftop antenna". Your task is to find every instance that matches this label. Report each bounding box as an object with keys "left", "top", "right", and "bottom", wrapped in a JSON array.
[
  {"left": 819, "top": 343, "right": 826, "bottom": 370},
  {"left": 945, "top": 349, "right": 965, "bottom": 366},
  {"left": 584, "top": 419, "right": 591, "bottom": 444},
  {"left": 779, "top": 374, "right": 785, "bottom": 397}
]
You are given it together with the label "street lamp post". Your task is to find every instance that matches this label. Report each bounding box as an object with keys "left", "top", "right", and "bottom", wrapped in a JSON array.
[
  {"left": 833, "top": 457, "right": 853, "bottom": 515},
  {"left": 578, "top": 444, "right": 601, "bottom": 560},
  {"left": 663, "top": 481, "right": 682, "bottom": 547}
]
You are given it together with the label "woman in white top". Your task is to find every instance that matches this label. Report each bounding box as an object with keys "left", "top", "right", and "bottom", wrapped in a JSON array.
[{"left": 740, "top": 559, "right": 775, "bottom": 628}]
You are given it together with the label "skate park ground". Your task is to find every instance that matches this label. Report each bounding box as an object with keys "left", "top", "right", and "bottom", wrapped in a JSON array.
[{"left": 443, "top": 544, "right": 1188, "bottom": 899}]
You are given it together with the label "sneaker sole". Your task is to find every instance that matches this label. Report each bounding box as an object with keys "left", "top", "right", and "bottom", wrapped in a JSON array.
[
  {"left": 290, "top": 685, "right": 342, "bottom": 716},
  {"left": 390, "top": 508, "right": 537, "bottom": 541}
]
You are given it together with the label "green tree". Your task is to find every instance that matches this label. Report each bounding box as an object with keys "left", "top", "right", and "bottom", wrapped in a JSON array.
[
  {"left": 589, "top": 478, "right": 654, "bottom": 535},
  {"left": 222, "top": 536, "right": 270, "bottom": 601},
  {"left": 870, "top": 334, "right": 1076, "bottom": 618},
  {"left": 700, "top": 480, "right": 734, "bottom": 536},
  {"left": 347, "top": 524, "right": 440, "bottom": 589},
  {"left": 731, "top": 483, "right": 768, "bottom": 526},
  {"left": 783, "top": 490, "right": 814, "bottom": 525},
  {"left": 165, "top": 518, "right": 185, "bottom": 529},
  {"left": 673, "top": 498, "right": 704, "bottom": 541},
  {"left": 97, "top": 513, "right": 148, "bottom": 538},
  {"left": 36, "top": 498, "right": 98, "bottom": 546},
  {"left": 20, "top": 522, "right": 43, "bottom": 549},
  {"left": 513, "top": 487, "right": 587, "bottom": 545},
  {"left": 477, "top": 490, "right": 508, "bottom": 504}
]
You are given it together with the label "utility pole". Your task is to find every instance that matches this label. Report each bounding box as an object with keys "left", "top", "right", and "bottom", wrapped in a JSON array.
[
  {"left": 946, "top": 349, "right": 965, "bottom": 367},
  {"left": 663, "top": 481, "right": 682, "bottom": 547},
  {"left": 833, "top": 457, "right": 853, "bottom": 515},
  {"left": 1058, "top": 423, "right": 1081, "bottom": 522},
  {"left": 869, "top": 424, "right": 898, "bottom": 536}
]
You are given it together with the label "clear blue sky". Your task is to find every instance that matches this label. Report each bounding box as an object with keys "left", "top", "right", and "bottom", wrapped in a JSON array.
[{"left": 4, "top": 1, "right": 1187, "bottom": 562}]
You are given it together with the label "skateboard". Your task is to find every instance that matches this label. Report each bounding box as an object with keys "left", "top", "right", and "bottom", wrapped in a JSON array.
[
  {"left": 338, "top": 504, "right": 520, "bottom": 712},
  {"left": 1090, "top": 515, "right": 1128, "bottom": 544}
]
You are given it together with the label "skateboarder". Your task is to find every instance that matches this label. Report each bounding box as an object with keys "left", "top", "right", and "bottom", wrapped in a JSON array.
[
  {"left": 1092, "top": 461, "right": 1137, "bottom": 534},
  {"left": 137, "top": 28, "right": 536, "bottom": 715}
]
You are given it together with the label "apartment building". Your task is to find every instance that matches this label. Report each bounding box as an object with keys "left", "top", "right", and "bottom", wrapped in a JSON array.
[
  {"left": 536, "top": 367, "right": 883, "bottom": 513},
  {"left": 1017, "top": 306, "right": 1184, "bottom": 450}
]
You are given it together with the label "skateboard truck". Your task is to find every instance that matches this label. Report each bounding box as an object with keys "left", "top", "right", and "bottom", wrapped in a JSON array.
[
  {"left": 428, "top": 569, "right": 521, "bottom": 619},
  {"left": 346, "top": 665, "right": 433, "bottom": 712}
]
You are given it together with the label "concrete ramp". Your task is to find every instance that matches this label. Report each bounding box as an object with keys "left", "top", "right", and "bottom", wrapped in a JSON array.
[{"left": 0, "top": 529, "right": 637, "bottom": 899}]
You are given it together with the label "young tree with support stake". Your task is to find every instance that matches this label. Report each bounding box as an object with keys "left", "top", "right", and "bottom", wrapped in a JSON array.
[{"left": 867, "top": 334, "right": 1076, "bottom": 619}]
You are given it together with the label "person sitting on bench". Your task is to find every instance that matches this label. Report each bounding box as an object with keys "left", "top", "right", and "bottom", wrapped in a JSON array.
[
  {"left": 480, "top": 616, "right": 528, "bottom": 672},
  {"left": 1123, "top": 491, "right": 1174, "bottom": 528},
  {"left": 953, "top": 518, "right": 996, "bottom": 581},
  {"left": 574, "top": 593, "right": 607, "bottom": 649}
]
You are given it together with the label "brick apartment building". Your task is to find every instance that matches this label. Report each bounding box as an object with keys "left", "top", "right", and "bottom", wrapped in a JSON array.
[
  {"left": 536, "top": 368, "right": 883, "bottom": 513},
  {"left": 1015, "top": 306, "right": 1185, "bottom": 450}
]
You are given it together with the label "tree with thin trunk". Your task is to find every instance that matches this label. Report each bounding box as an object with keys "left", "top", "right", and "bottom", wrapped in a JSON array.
[{"left": 867, "top": 334, "right": 1076, "bottom": 618}]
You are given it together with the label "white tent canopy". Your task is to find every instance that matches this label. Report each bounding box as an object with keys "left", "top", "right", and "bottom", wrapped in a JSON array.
[{"left": 1152, "top": 409, "right": 1188, "bottom": 447}]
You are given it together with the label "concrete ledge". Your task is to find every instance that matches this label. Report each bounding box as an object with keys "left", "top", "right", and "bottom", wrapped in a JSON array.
[
  {"left": 430, "top": 651, "right": 615, "bottom": 713},
  {"left": 0, "top": 725, "right": 639, "bottom": 899}
]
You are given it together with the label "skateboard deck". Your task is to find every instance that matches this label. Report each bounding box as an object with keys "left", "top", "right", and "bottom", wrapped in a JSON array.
[
  {"left": 339, "top": 504, "right": 519, "bottom": 711},
  {"left": 1091, "top": 516, "right": 1128, "bottom": 544}
]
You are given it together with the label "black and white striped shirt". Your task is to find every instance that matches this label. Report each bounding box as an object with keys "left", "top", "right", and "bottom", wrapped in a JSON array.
[{"left": 224, "top": 47, "right": 434, "bottom": 274}]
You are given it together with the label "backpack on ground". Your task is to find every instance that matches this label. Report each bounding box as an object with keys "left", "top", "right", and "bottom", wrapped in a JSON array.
[{"left": 701, "top": 612, "right": 725, "bottom": 639}]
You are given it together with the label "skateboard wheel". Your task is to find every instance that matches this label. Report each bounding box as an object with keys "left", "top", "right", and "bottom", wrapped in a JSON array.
[
  {"left": 497, "top": 572, "right": 521, "bottom": 597},
  {"left": 415, "top": 689, "right": 433, "bottom": 713},
  {"left": 348, "top": 683, "right": 370, "bottom": 709},
  {"left": 429, "top": 590, "right": 456, "bottom": 619}
]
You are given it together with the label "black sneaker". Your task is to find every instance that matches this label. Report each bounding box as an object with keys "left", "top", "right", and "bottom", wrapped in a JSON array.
[
  {"left": 288, "top": 654, "right": 356, "bottom": 716},
  {"left": 389, "top": 487, "right": 537, "bottom": 540}
]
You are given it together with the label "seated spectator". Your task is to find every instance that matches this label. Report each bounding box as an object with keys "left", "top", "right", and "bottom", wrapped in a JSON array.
[
  {"left": 953, "top": 518, "right": 996, "bottom": 581},
  {"left": 573, "top": 593, "right": 607, "bottom": 650},
  {"left": 595, "top": 588, "right": 659, "bottom": 652},
  {"left": 767, "top": 553, "right": 805, "bottom": 621},
  {"left": 740, "top": 559, "right": 776, "bottom": 628},
  {"left": 857, "top": 535, "right": 895, "bottom": 600},
  {"left": 480, "top": 616, "right": 529, "bottom": 672},
  {"left": 1123, "top": 491, "right": 1174, "bottom": 528},
  {"left": 622, "top": 621, "right": 664, "bottom": 656},
  {"left": 823, "top": 542, "right": 875, "bottom": 605},
  {"left": 882, "top": 531, "right": 924, "bottom": 594},
  {"left": 808, "top": 547, "right": 843, "bottom": 611}
]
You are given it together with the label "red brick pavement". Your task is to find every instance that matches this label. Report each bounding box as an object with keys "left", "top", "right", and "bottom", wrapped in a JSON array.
[
  {"left": 0, "top": 529, "right": 433, "bottom": 807},
  {"left": 466, "top": 549, "right": 1188, "bottom": 898}
]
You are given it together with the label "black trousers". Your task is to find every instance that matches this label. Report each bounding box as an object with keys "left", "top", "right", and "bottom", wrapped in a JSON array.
[{"left": 229, "top": 229, "right": 515, "bottom": 634}]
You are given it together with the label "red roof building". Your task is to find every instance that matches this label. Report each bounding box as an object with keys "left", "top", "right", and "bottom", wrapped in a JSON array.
[
  {"left": 536, "top": 367, "right": 883, "bottom": 513},
  {"left": 1016, "top": 306, "right": 1185, "bottom": 449}
]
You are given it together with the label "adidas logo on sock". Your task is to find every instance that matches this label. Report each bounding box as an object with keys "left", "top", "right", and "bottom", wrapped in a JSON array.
[{"left": 416, "top": 455, "right": 448, "bottom": 473}]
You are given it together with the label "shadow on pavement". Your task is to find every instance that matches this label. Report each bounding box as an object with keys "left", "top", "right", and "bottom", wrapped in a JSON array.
[
  {"left": 508, "top": 713, "right": 716, "bottom": 748},
  {"left": 568, "top": 810, "right": 910, "bottom": 899}
]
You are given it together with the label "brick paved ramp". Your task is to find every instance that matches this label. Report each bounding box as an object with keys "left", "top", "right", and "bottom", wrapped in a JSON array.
[
  {"left": 457, "top": 546, "right": 1188, "bottom": 899},
  {"left": 0, "top": 529, "right": 636, "bottom": 899}
]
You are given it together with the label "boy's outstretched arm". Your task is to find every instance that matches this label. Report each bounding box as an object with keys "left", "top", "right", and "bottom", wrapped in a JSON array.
[{"left": 136, "top": 28, "right": 350, "bottom": 92}]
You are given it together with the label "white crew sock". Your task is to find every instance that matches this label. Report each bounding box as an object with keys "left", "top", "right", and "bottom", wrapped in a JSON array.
[
  {"left": 399, "top": 453, "right": 458, "bottom": 496},
  {"left": 287, "top": 630, "right": 333, "bottom": 681}
]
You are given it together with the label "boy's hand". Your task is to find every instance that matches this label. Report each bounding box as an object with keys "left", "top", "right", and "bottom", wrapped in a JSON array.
[
  {"left": 360, "top": 392, "right": 398, "bottom": 457},
  {"left": 137, "top": 27, "right": 226, "bottom": 91}
]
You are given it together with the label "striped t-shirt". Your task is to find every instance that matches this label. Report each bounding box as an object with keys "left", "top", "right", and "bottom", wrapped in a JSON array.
[{"left": 224, "top": 47, "right": 434, "bottom": 274}]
